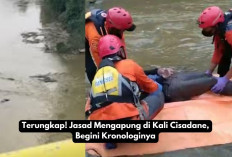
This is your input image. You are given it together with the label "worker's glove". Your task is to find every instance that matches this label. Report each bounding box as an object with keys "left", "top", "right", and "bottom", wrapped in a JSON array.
[{"left": 211, "top": 76, "right": 229, "bottom": 94}]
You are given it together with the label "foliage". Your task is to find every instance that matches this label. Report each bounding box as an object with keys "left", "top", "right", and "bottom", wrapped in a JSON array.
[{"left": 43, "top": 0, "right": 84, "bottom": 50}]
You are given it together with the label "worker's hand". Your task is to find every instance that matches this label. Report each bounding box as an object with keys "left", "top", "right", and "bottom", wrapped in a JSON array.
[
  {"left": 211, "top": 76, "right": 229, "bottom": 94},
  {"left": 205, "top": 70, "right": 212, "bottom": 76},
  {"left": 157, "top": 68, "right": 174, "bottom": 78}
]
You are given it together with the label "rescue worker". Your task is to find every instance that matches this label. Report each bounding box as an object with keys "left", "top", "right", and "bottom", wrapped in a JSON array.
[
  {"left": 85, "top": 7, "right": 172, "bottom": 83},
  {"left": 197, "top": 6, "right": 232, "bottom": 93},
  {"left": 86, "top": 35, "right": 164, "bottom": 121},
  {"left": 85, "top": 7, "right": 136, "bottom": 83},
  {"left": 86, "top": 34, "right": 164, "bottom": 149}
]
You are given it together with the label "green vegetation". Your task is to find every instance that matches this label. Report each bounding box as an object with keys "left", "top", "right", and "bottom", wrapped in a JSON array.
[{"left": 42, "top": 0, "right": 84, "bottom": 52}]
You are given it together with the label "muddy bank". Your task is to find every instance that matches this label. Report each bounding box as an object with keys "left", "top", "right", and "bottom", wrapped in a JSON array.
[
  {"left": 21, "top": 22, "right": 71, "bottom": 53},
  {"left": 41, "top": 0, "right": 85, "bottom": 52}
]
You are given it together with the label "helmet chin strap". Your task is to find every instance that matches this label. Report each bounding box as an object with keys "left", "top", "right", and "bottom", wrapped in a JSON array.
[
  {"left": 99, "top": 25, "right": 108, "bottom": 36},
  {"left": 104, "top": 21, "right": 109, "bottom": 35}
]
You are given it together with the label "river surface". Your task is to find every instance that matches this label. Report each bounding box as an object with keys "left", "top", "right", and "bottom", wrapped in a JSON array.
[
  {"left": 99, "top": 0, "right": 232, "bottom": 72},
  {"left": 0, "top": 0, "right": 85, "bottom": 153},
  {"left": 87, "top": 0, "right": 232, "bottom": 156}
]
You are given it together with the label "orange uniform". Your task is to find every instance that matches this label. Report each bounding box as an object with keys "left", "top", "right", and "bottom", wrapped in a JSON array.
[
  {"left": 89, "top": 59, "right": 158, "bottom": 120},
  {"left": 85, "top": 22, "right": 126, "bottom": 82},
  {"left": 211, "top": 30, "right": 232, "bottom": 64},
  {"left": 85, "top": 22, "right": 102, "bottom": 67}
]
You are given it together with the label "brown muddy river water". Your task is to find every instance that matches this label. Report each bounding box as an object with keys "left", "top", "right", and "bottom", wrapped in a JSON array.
[
  {"left": 0, "top": 0, "right": 85, "bottom": 153},
  {"left": 98, "top": 0, "right": 231, "bottom": 72}
]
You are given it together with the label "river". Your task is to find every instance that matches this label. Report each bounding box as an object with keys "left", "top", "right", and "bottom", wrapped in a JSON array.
[
  {"left": 87, "top": 0, "right": 232, "bottom": 156},
  {"left": 0, "top": 0, "right": 85, "bottom": 153},
  {"left": 97, "top": 0, "right": 232, "bottom": 72}
]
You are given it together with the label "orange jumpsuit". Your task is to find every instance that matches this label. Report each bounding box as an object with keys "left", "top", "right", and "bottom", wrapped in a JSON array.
[
  {"left": 88, "top": 59, "right": 159, "bottom": 120},
  {"left": 85, "top": 22, "right": 126, "bottom": 83}
]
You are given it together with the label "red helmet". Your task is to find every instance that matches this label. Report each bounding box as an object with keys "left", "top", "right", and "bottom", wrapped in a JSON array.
[
  {"left": 105, "top": 7, "right": 135, "bottom": 31},
  {"left": 98, "top": 35, "right": 126, "bottom": 58},
  {"left": 198, "top": 6, "right": 225, "bottom": 28}
]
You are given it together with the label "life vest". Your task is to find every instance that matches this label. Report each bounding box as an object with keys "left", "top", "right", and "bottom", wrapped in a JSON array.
[
  {"left": 85, "top": 9, "right": 108, "bottom": 36},
  {"left": 86, "top": 58, "right": 147, "bottom": 120},
  {"left": 85, "top": 9, "right": 108, "bottom": 83},
  {"left": 218, "top": 10, "right": 232, "bottom": 39},
  {"left": 213, "top": 10, "right": 232, "bottom": 59}
]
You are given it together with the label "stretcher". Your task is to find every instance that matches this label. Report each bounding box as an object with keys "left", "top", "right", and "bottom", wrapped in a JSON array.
[{"left": 86, "top": 92, "right": 232, "bottom": 156}]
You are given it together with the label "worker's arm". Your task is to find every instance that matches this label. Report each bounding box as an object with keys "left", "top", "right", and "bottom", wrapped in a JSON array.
[
  {"left": 85, "top": 22, "right": 102, "bottom": 67},
  {"left": 207, "top": 35, "right": 224, "bottom": 74},
  {"left": 133, "top": 62, "right": 158, "bottom": 93},
  {"left": 207, "top": 62, "right": 218, "bottom": 74},
  {"left": 224, "top": 28, "right": 232, "bottom": 79},
  {"left": 210, "top": 24, "right": 232, "bottom": 93},
  {"left": 225, "top": 67, "right": 232, "bottom": 79}
]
